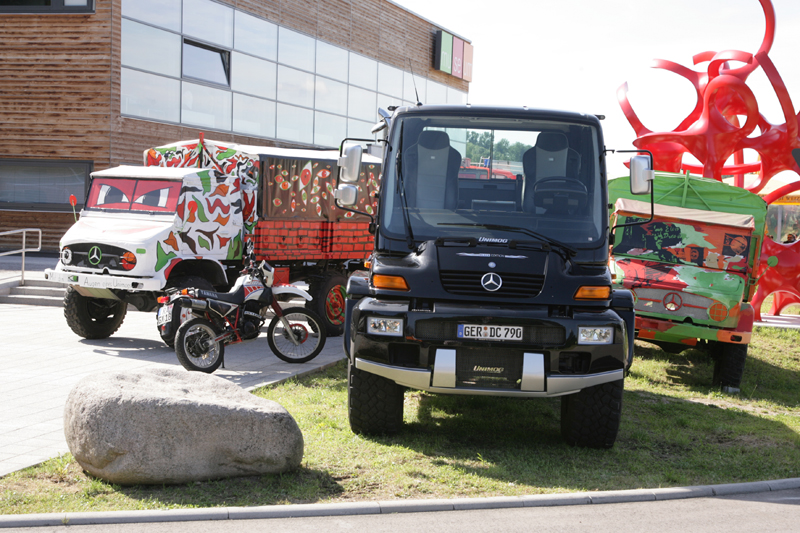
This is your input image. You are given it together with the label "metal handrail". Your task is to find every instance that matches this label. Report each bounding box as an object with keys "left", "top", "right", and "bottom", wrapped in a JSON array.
[{"left": 0, "top": 228, "right": 43, "bottom": 286}]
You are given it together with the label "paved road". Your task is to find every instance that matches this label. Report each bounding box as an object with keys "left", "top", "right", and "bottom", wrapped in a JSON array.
[{"left": 1, "top": 488, "right": 799, "bottom": 532}]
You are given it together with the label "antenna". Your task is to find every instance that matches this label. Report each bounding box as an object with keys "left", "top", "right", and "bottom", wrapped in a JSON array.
[{"left": 407, "top": 58, "right": 422, "bottom": 106}]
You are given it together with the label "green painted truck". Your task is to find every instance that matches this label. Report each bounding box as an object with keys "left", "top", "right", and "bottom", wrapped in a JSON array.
[{"left": 609, "top": 172, "right": 767, "bottom": 392}]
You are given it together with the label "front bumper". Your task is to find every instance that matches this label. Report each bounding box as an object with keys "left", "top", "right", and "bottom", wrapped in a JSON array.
[
  {"left": 635, "top": 311, "right": 752, "bottom": 346},
  {"left": 356, "top": 356, "right": 623, "bottom": 398},
  {"left": 350, "top": 298, "right": 628, "bottom": 397},
  {"left": 45, "top": 267, "right": 164, "bottom": 292}
]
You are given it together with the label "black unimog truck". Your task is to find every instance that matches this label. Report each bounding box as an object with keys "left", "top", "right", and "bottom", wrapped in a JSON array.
[{"left": 335, "top": 105, "right": 643, "bottom": 448}]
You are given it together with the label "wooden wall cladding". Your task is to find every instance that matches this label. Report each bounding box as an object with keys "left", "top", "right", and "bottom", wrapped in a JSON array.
[
  {"left": 0, "top": 1, "right": 116, "bottom": 165},
  {"left": 0, "top": 211, "right": 75, "bottom": 253}
]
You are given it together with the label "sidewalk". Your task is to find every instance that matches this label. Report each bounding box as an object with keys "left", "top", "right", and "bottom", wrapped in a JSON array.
[{"left": 0, "top": 299, "right": 345, "bottom": 478}]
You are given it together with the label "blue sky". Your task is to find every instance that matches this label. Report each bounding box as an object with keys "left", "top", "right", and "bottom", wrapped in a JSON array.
[{"left": 394, "top": 0, "right": 800, "bottom": 179}]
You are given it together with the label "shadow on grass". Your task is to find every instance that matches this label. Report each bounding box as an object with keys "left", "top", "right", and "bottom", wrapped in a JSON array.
[
  {"left": 632, "top": 332, "right": 800, "bottom": 408},
  {"left": 91, "top": 467, "right": 345, "bottom": 508},
  {"left": 360, "top": 383, "right": 800, "bottom": 492}
]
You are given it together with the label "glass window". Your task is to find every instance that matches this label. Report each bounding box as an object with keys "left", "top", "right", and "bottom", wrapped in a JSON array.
[
  {"left": 277, "top": 65, "right": 314, "bottom": 108},
  {"left": 314, "top": 112, "right": 346, "bottom": 148},
  {"left": 121, "top": 68, "right": 180, "bottom": 123},
  {"left": 379, "top": 115, "right": 604, "bottom": 253},
  {"left": 277, "top": 104, "right": 313, "bottom": 145},
  {"left": 121, "top": 0, "right": 180, "bottom": 32},
  {"left": 426, "top": 81, "right": 447, "bottom": 104},
  {"left": 278, "top": 27, "right": 315, "bottom": 72},
  {"left": 0, "top": 0, "right": 93, "bottom": 13},
  {"left": 0, "top": 160, "right": 91, "bottom": 209},
  {"left": 347, "top": 119, "right": 374, "bottom": 141},
  {"left": 182, "top": 81, "right": 232, "bottom": 131},
  {"left": 448, "top": 87, "right": 467, "bottom": 105},
  {"left": 349, "top": 53, "right": 377, "bottom": 90},
  {"left": 234, "top": 11, "right": 277, "bottom": 61},
  {"left": 315, "top": 77, "right": 347, "bottom": 115},
  {"left": 183, "top": 0, "right": 233, "bottom": 48},
  {"left": 231, "top": 52, "right": 276, "bottom": 99},
  {"left": 378, "top": 63, "right": 403, "bottom": 98},
  {"left": 316, "top": 41, "right": 348, "bottom": 82},
  {"left": 233, "top": 94, "right": 276, "bottom": 139},
  {"left": 86, "top": 178, "right": 181, "bottom": 213},
  {"left": 348, "top": 86, "right": 376, "bottom": 122},
  {"left": 183, "top": 40, "right": 230, "bottom": 86},
  {"left": 403, "top": 72, "right": 425, "bottom": 104},
  {"left": 121, "top": 19, "right": 181, "bottom": 77}
]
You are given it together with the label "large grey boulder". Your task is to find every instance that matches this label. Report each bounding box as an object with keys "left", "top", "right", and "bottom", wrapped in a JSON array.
[{"left": 64, "top": 368, "right": 304, "bottom": 485}]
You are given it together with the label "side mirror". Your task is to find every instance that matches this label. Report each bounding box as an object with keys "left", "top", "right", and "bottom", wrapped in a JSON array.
[
  {"left": 334, "top": 184, "right": 359, "bottom": 207},
  {"left": 629, "top": 155, "right": 654, "bottom": 195},
  {"left": 338, "top": 144, "right": 363, "bottom": 183}
]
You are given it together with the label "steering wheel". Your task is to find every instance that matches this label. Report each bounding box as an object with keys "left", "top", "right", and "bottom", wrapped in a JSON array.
[{"left": 532, "top": 176, "right": 588, "bottom": 212}]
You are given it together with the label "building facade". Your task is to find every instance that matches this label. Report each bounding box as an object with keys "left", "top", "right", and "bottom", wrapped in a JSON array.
[{"left": 0, "top": 0, "right": 471, "bottom": 251}]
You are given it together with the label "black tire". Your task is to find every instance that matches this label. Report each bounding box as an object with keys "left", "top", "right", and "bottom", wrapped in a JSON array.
[
  {"left": 175, "top": 317, "right": 224, "bottom": 373},
  {"left": 711, "top": 342, "right": 747, "bottom": 391},
  {"left": 157, "top": 276, "right": 215, "bottom": 348},
  {"left": 64, "top": 286, "right": 127, "bottom": 339},
  {"left": 561, "top": 379, "right": 623, "bottom": 449},
  {"left": 267, "top": 307, "right": 327, "bottom": 363},
  {"left": 308, "top": 271, "right": 348, "bottom": 337},
  {"left": 348, "top": 360, "right": 404, "bottom": 435}
]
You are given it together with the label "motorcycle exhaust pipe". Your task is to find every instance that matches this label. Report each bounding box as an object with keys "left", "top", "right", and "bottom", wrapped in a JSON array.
[{"left": 178, "top": 297, "right": 209, "bottom": 311}]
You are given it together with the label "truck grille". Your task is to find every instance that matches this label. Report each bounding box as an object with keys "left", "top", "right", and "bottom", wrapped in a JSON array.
[
  {"left": 440, "top": 270, "right": 545, "bottom": 298},
  {"left": 414, "top": 320, "right": 564, "bottom": 345},
  {"left": 64, "top": 243, "right": 134, "bottom": 272},
  {"left": 455, "top": 349, "right": 523, "bottom": 389}
]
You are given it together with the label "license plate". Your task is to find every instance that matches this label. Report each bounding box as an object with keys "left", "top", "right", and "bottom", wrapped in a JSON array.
[
  {"left": 457, "top": 324, "right": 523, "bottom": 341},
  {"left": 157, "top": 304, "right": 173, "bottom": 326}
]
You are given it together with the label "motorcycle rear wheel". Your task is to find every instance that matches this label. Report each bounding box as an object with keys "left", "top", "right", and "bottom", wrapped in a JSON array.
[
  {"left": 267, "top": 307, "right": 327, "bottom": 363},
  {"left": 175, "top": 317, "right": 224, "bottom": 373}
]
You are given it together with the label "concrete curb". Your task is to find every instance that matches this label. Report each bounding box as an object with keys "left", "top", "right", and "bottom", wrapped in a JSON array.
[{"left": 2, "top": 478, "right": 799, "bottom": 528}]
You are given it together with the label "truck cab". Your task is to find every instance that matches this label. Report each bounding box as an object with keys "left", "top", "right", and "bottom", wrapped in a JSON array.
[{"left": 336, "top": 105, "right": 637, "bottom": 448}]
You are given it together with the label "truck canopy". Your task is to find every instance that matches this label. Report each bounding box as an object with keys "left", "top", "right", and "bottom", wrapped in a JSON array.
[{"left": 92, "top": 165, "right": 205, "bottom": 180}]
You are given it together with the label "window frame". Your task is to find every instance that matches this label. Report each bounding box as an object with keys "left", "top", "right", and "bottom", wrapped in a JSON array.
[
  {"left": 0, "top": 159, "right": 93, "bottom": 211},
  {"left": 0, "top": 0, "right": 95, "bottom": 14},
  {"left": 182, "top": 39, "right": 232, "bottom": 87}
]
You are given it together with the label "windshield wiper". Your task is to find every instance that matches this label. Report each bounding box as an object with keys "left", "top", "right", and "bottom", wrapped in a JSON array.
[
  {"left": 395, "top": 121, "right": 416, "bottom": 250},
  {"left": 437, "top": 223, "right": 577, "bottom": 259}
]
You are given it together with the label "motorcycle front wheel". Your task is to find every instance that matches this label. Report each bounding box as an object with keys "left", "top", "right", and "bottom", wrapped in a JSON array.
[
  {"left": 175, "top": 317, "right": 225, "bottom": 373},
  {"left": 267, "top": 307, "right": 327, "bottom": 363}
]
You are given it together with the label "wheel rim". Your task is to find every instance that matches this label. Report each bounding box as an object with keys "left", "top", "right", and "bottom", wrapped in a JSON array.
[
  {"left": 324, "top": 285, "right": 346, "bottom": 325},
  {"left": 273, "top": 312, "right": 321, "bottom": 360},
  {"left": 183, "top": 323, "right": 220, "bottom": 368}
]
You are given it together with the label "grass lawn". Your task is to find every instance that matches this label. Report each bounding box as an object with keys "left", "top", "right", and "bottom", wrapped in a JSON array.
[{"left": 1, "top": 326, "right": 799, "bottom": 514}]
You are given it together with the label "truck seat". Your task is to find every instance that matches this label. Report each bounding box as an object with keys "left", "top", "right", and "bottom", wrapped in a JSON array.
[
  {"left": 404, "top": 130, "right": 460, "bottom": 209},
  {"left": 522, "top": 132, "right": 581, "bottom": 213}
]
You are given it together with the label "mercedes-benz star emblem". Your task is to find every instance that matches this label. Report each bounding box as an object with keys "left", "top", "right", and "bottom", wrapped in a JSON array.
[
  {"left": 663, "top": 292, "right": 683, "bottom": 311},
  {"left": 88, "top": 246, "right": 103, "bottom": 266},
  {"left": 481, "top": 272, "right": 502, "bottom": 292}
]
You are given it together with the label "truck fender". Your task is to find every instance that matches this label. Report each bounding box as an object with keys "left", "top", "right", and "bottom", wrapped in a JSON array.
[
  {"left": 272, "top": 284, "right": 313, "bottom": 301},
  {"left": 611, "top": 289, "right": 636, "bottom": 371}
]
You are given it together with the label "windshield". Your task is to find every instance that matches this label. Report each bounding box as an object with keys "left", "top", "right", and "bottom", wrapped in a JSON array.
[
  {"left": 380, "top": 114, "right": 605, "bottom": 250},
  {"left": 85, "top": 178, "right": 181, "bottom": 213}
]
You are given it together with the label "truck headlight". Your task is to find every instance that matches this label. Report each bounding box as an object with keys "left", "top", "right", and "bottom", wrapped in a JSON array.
[
  {"left": 60, "top": 247, "right": 72, "bottom": 265},
  {"left": 367, "top": 317, "right": 404, "bottom": 336},
  {"left": 578, "top": 327, "right": 614, "bottom": 345}
]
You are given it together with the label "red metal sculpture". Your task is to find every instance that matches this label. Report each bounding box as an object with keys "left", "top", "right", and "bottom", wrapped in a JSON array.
[{"left": 618, "top": 0, "right": 800, "bottom": 318}]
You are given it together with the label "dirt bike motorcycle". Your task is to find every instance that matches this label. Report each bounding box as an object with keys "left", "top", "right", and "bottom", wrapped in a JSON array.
[{"left": 158, "top": 251, "right": 327, "bottom": 373}]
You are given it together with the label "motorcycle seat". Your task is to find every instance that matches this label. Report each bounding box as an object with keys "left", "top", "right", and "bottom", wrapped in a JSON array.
[{"left": 197, "top": 285, "right": 247, "bottom": 304}]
